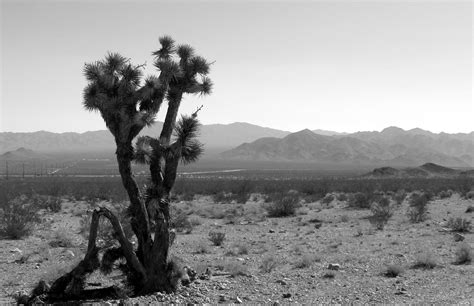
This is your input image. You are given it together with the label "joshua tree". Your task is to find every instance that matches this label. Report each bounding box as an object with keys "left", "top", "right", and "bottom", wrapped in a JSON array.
[{"left": 31, "top": 36, "right": 212, "bottom": 301}]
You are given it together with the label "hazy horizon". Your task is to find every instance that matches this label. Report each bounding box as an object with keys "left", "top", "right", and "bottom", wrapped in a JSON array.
[{"left": 2, "top": 0, "right": 472, "bottom": 134}]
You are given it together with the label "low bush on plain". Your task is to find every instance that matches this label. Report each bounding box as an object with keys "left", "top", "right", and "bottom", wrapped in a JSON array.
[
  {"left": 320, "top": 194, "right": 335, "bottom": 205},
  {"left": 260, "top": 255, "right": 279, "bottom": 273},
  {"left": 347, "top": 192, "right": 370, "bottom": 209},
  {"left": 263, "top": 193, "right": 300, "bottom": 217},
  {"left": 384, "top": 264, "right": 404, "bottom": 277},
  {"left": 454, "top": 243, "right": 472, "bottom": 265},
  {"left": 447, "top": 217, "right": 472, "bottom": 233},
  {"left": 294, "top": 253, "right": 319, "bottom": 269},
  {"left": 412, "top": 252, "right": 437, "bottom": 269},
  {"left": 0, "top": 195, "right": 40, "bottom": 239},
  {"left": 407, "top": 192, "right": 430, "bottom": 223},
  {"left": 369, "top": 196, "right": 394, "bottom": 230},
  {"left": 393, "top": 190, "right": 407, "bottom": 205},
  {"left": 208, "top": 231, "right": 226, "bottom": 246}
]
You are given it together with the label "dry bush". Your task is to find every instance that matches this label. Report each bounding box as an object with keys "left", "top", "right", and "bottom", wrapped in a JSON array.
[
  {"left": 321, "top": 194, "right": 335, "bottom": 205},
  {"left": 407, "top": 192, "right": 430, "bottom": 223},
  {"left": 226, "top": 243, "right": 249, "bottom": 256},
  {"left": 392, "top": 189, "right": 407, "bottom": 205},
  {"left": 194, "top": 241, "right": 210, "bottom": 254},
  {"left": 438, "top": 190, "right": 452, "bottom": 199},
  {"left": 412, "top": 252, "right": 437, "bottom": 269},
  {"left": 454, "top": 243, "right": 472, "bottom": 265},
  {"left": 208, "top": 231, "right": 226, "bottom": 246},
  {"left": 260, "top": 254, "right": 279, "bottom": 273},
  {"left": 294, "top": 253, "right": 319, "bottom": 269},
  {"left": 447, "top": 217, "right": 472, "bottom": 233},
  {"left": 369, "top": 196, "right": 394, "bottom": 230},
  {"left": 170, "top": 206, "right": 193, "bottom": 233},
  {"left": 49, "top": 230, "right": 76, "bottom": 248},
  {"left": 384, "top": 264, "right": 404, "bottom": 277},
  {"left": 336, "top": 193, "right": 348, "bottom": 202},
  {"left": 0, "top": 195, "right": 40, "bottom": 239},
  {"left": 263, "top": 193, "right": 300, "bottom": 217},
  {"left": 466, "top": 206, "right": 474, "bottom": 213},
  {"left": 347, "top": 192, "right": 370, "bottom": 209}
]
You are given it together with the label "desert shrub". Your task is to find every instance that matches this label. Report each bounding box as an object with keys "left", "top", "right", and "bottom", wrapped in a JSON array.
[
  {"left": 384, "top": 264, "right": 404, "bottom": 277},
  {"left": 447, "top": 217, "right": 472, "bottom": 233},
  {"left": 294, "top": 253, "right": 319, "bottom": 269},
  {"left": 260, "top": 255, "right": 279, "bottom": 273},
  {"left": 321, "top": 194, "right": 335, "bottom": 205},
  {"left": 224, "top": 262, "right": 249, "bottom": 277},
  {"left": 336, "top": 193, "right": 348, "bottom": 202},
  {"left": 49, "top": 230, "right": 76, "bottom": 248},
  {"left": 170, "top": 206, "right": 193, "bottom": 233},
  {"left": 194, "top": 241, "right": 209, "bottom": 254},
  {"left": 0, "top": 195, "right": 40, "bottom": 239},
  {"left": 208, "top": 231, "right": 226, "bottom": 246},
  {"left": 412, "top": 252, "right": 437, "bottom": 269},
  {"left": 340, "top": 214, "right": 349, "bottom": 222},
  {"left": 407, "top": 192, "right": 430, "bottom": 223},
  {"left": 466, "top": 206, "right": 474, "bottom": 213},
  {"left": 369, "top": 196, "right": 394, "bottom": 230},
  {"left": 465, "top": 191, "right": 474, "bottom": 199},
  {"left": 438, "top": 190, "right": 453, "bottom": 199},
  {"left": 263, "top": 193, "right": 300, "bottom": 217},
  {"left": 347, "top": 192, "right": 370, "bottom": 209},
  {"left": 189, "top": 215, "right": 203, "bottom": 226},
  {"left": 31, "top": 194, "right": 62, "bottom": 212},
  {"left": 226, "top": 243, "right": 249, "bottom": 256},
  {"left": 393, "top": 189, "right": 407, "bottom": 205},
  {"left": 454, "top": 243, "right": 472, "bottom": 265}
]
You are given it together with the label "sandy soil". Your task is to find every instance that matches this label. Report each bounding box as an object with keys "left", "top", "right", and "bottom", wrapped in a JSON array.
[{"left": 1, "top": 194, "right": 473, "bottom": 304}]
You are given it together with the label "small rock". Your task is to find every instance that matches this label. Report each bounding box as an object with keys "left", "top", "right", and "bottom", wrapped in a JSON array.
[
  {"left": 236, "top": 296, "right": 243, "bottom": 304},
  {"left": 219, "top": 295, "right": 227, "bottom": 302},
  {"left": 65, "top": 250, "right": 75, "bottom": 258},
  {"left": 276, "top": 280, "right": 288, "bottom": 285},
  {"left": 269, "top": 229, "right": 275, "bottom": 233},
  {"left": 236, "top": 257, "right": 245, "bottom": 262},
  {"left": 282, "top": 293, "right": 291, "bottom": 298},
  {"left": 328, "top": 263, "right": 340, "bottom": 270},
  {"left": 10, "top": 248, "right": 22, "bottom": 254},
  {"left": 453, "top": 233, "right": 465, "bottom": 242}
]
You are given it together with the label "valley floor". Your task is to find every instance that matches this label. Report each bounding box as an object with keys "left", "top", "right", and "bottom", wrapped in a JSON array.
[{"left": 1, "top": 194, "right": 473, "bottom": 304}]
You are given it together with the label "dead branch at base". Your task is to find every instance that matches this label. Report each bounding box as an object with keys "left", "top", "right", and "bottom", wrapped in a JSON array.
[{"left": 27, "top": 207, "right": 146, "bottom": 304}]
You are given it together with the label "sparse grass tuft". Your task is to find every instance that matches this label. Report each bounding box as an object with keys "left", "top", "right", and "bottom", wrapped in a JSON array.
[
  {"left": 384, "top": 264, "right": 404, "bottom": 277},
  {"left": 447, "top": 217, "right": 472, "bottom": 233},
  {"left": 260, "top": 255, "right": 279, "bottom": 273},
  {"left": 412, "top": 252, "right": 437, "bottom": 269},
  {"left": 454, "top": 243, "right": 472, "bottom": 265},
  {"left": 208, "top": 231, "right": 226, "bottom": 246},
  {"left": 294, "top": 253, "right": 319, "bottom": 269},
  {"left": 194, "top": 241, "right": 210, "bottom": 254}
]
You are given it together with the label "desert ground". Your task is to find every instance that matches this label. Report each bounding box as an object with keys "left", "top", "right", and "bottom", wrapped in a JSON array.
[{"left": 0, "top": 186, "right": 473, "bottom": 304}]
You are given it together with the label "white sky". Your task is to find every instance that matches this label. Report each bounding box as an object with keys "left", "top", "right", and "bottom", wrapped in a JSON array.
[{"left": 1, "top": 0, "right": 472, "bottom": 133}]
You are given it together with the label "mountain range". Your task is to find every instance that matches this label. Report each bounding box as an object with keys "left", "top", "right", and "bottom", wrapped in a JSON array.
[
  {"left": 1, "top": 124, "right": 472, "bottom": 167},
  {"left": 220, "top": 126, "right": 473, "bottom": 167}
]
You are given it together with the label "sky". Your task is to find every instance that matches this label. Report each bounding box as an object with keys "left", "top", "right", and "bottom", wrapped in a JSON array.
[{"left": 1, "top": 0, "right": 472, "bottom": 134}]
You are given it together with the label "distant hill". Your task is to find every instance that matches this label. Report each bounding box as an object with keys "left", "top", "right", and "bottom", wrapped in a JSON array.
[
  {"left": 221, "top": 128, "right": 473, "bottom": 167},
  {"left": 2, "top": 124, "right": 472, "bottom": 168},
  {"left": 0, "top": 122, "right": 291, "bottom": 156},
  {"left": 365, "top": 163, "right": 472, "bottom": 178},
  {"left": 0, "top": 147, "right": 48, "bottom": 160}
]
